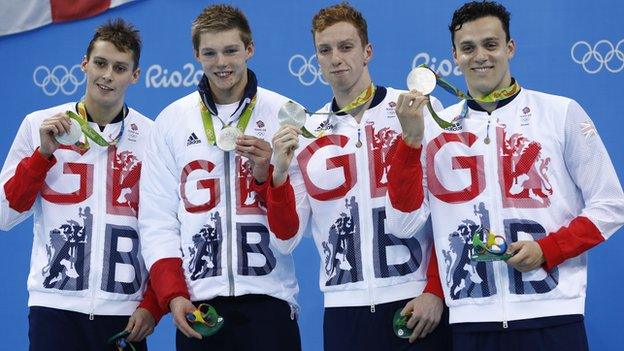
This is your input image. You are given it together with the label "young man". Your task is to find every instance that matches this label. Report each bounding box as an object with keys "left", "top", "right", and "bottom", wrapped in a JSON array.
[
  {"left": 0, "top": 19, "right": 163, "bottom": 350},
  {"left": 138, "top": 5, "right": 301, "bottom": 351},
  {"left": 265, "top": 3, "right": 451, "bottom": 350},
  {"left": 385, "top": 1, "right": 624, "bottom": 350}
]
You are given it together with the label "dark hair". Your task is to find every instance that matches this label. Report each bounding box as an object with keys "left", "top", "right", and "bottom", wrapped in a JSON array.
[
  {"left": 192, "top": 4, "right": 253, "bottom": 52},
  {"left": 86, "top": 18, "right": 141, "bottom": 70},
  {"left": 449, "top": 1, "right": 511, "bottom": 47},
  {"left": 312, "top": 2, "right": 368, "bottom": 46}
]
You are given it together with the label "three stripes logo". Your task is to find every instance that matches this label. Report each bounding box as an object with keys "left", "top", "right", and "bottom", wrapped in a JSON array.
[{"left": 187, "top": 132, "right": 201, "bottom": 146}]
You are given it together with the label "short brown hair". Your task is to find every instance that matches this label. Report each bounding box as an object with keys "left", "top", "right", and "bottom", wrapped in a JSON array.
[
  {"left": 311, "top": 2, "right": 368, "bottom": 46},
  {"left": 192, "top": 4, "right": 253, "bottom": 52},
  {"left": 86, "top": 18, "right": 141, "bottom": 70}
]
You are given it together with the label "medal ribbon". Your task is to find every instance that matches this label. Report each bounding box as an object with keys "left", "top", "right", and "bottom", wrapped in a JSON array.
[
  {"left": 333, "top": 83, "right": 376, "bottom": 114},
  {"left": 418, "top": 64, "right": 520, "bottom": 128},
  {"left": 300, "top": 83, "right": 377, "bottom": 138},
  {"left": 66, "top": 102, "right": 125, "bottom": 149},
  {"left": 200, "top": 95, "right": 257, "bottom": 146}
]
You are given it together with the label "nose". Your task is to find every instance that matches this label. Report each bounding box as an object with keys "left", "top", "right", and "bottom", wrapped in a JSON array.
[
  {"left": 216, "top": 53, "right": 227, "bottom": 67},
  {"left": 474, "top": 46, "right": 488, "bottom": 63},
  {"left": 330, "top": 51, "right": 343, "bottom": 67},
  {"left": 102, "top": 65, "right": 113, "bottom": 82}
]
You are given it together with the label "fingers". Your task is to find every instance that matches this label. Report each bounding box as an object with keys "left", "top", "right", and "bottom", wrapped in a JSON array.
[
  {"left": 396, "top": 91, "right": 429, "bottom": 113},
  {"left": 272, "top": 126, "right": 300, "bottom": 144},
  {"left": 41, "top": 114, "right": 72, "bottom": 136},
  {"left": 409, "top": 318, "right": 428, "bottom": 343},
  {"left": 273, "top": 127, "right": 300, "bottom": 151},
  {"left": 125, "top": 309, "right": 155, "bottom": 342},
  {"left": 235, "top": 136, "right": 272, "bottom": 160},
  {"left": 124, "top": 316, "right": 137, "bottom": 340},
  {"left": 506, "top": 241, "right": 542, "bottom": 272},
  {"left": 173, "top": 309, "right": 203, "bottom": 339},
  {"left": 134, "top": 323, "right": 154, "bottom": 342}
]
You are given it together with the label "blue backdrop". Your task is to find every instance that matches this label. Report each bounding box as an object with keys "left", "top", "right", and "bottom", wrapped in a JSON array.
[{"left": 1, "top": 0, "right": 622, "bottom": 350}]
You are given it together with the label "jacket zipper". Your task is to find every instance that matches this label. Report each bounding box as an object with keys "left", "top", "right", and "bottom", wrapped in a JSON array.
[
  {"left": 484, "top": 114, "right": 509, "bottom": 328},
  {"left": 224, "top": 151, "right": 235, "bottom": 296},
  {"left": 354, "top": 123, "right": 376, "bottom": 313},
  {"left": 89, "top": 143, "right": 105, "bottom": 320}
]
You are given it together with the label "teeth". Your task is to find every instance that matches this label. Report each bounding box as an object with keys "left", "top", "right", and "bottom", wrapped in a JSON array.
[
  {"left": 97, "top": 84, "right": 112, "bottom": 91},
  {"left": 216, "top": 72, "right": 231, "bottom": 77}
]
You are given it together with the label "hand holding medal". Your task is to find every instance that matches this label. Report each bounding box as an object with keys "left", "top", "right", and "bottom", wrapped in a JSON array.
[
  {"left": 405, "top": 64, "right": 521, "bottom": 129},
  {"left": 277, "top": 84, "right": 377, "bottom": 138},
  {"left": 470, "top": 228, "right": 512, "bottom": 262},
  {"left": 185, "top": 304, "right": 225, "bottom": 337}
]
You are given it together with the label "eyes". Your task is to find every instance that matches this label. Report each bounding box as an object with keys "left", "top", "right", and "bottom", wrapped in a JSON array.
[
  {"left": 201, "top": 47, "right": 240, "bottom": 58},
  {"left": 92, "top": 59, "right": 129, "bottom": 73},
  {"left": 317, "top": 43, "right": 355, "bottom": 56},
  {"left": 459, "top": 40, "right": 501, "bottom": 54}
]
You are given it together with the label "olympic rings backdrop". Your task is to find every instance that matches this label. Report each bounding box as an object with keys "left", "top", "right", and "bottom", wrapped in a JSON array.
[{"left": 1, "top": 1, "right": 623, "bottom": 350}]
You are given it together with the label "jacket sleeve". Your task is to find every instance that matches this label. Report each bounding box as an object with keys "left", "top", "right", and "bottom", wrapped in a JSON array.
[
  {"left": 138, "top": 119, "right": 184, "bottom": 273},
  {"left": 0, "top": 116, "right": 51, "bottom": 231},
  {"left": 385, "top": 137, "right": 432, "bottom": 239},
  {"left": 267, "top": 149, "right": 311, "bottom": 255},
  {"left": 537, "top": 100, "right": 624, "bottom": 269},
  {"left": 384, "top": 97, "right": 442, "bottom": 239},
  {"left": 137, "top": 276, "right": 168, "bottom": 324}
]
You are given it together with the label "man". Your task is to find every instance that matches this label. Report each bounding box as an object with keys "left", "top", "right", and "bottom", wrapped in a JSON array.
[
  {"left": 385, "top": 1, "right": 624, "bottom": 350},
  {"left": 265, "top": 3, "right": 451, "bottom": 350},
  {"left": 0, "top": 19, "right": 163, "bottom": 350},
  {"left": 138, "top": 4, "right": 300, "bottom": 351}
]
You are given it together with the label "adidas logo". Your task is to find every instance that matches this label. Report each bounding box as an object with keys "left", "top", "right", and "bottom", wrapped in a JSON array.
[{"left": 186, "top": 132, "right": 201, "bottom": 146}]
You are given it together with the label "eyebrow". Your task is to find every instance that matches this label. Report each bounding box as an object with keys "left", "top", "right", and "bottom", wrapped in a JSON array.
[
  {"left": 201, "top": 44, "right": 241, "bottom": 51},
  {"left": 93, "top": 56, "right": 131, "bottom": 66}
]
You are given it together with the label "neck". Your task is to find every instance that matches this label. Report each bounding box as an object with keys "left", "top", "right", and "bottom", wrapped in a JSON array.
[
  {"left": 212, "top": 74, "right": 247, "bottom": 105},
  {"left": 83, "top": 97, "right": 124, "bottom": 126},
  {"left": 476, "top": 101, "right": 498, "bottom": 113},
  {"left": 469, "top": 75, "right": 512, "bottom": 114},
  {"left": 332, "top": 72, "right": 372, "bottom": 122}
]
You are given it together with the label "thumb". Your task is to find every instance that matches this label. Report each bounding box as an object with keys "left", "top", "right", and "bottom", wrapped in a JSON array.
[
  {"left": 124, "top": 315, "right": 136, "bottom": 332},
  {"left": 401, "top": 303, "right": 413, "bottom": 317}
]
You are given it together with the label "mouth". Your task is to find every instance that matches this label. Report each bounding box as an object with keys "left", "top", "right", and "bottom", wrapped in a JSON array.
[
  {"left": 96, "top": 83, "right": 113, "bottom": 92},
  {"left": 214, "top": 71, "right": 233, "bottom": 79},
  {"left": 471, "top": 66, "right": 494, "bottom": 73},
  {"left": 330, "top": 69, "right": 349, "bottom": 76}
]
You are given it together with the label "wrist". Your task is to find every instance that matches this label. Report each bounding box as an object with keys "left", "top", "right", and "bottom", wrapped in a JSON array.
[
  {"left": 272, "top": 170, "right": 288, "bottom": 187},
  {"left": 38, "top": 147, "right": 53, "bottom": 159},
  {"left": 401, "top": 134, "right": 423, "bottom": 149}
]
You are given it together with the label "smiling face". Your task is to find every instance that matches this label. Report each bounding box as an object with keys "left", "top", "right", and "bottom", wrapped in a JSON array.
[
  {"left": 81, "top": 40, "right": 139, "bottom": 111},
  {"left": 453, "top": 16, "right": 515, "bottom": 98},
  {"left": 195, "top": 28, "right": 254, "bottom": 104},
  {"left": 314, "top": 21, "right": 372, "bottom": 97}
]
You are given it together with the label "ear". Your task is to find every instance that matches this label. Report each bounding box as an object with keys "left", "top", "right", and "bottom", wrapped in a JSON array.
[
  {"left": 245, "top": 41, "right": 255, "bottom": 60},
  {"left": 507, "top": 38, "right": 516, "bottom": 60},
  {"left": 131, "top": 67, "right": 141, "bottom": 84},
  {"left": 363, "top": 42, "right": 373, "bottom": 66},
  {"left": 452, "top": 47, "right": 458, "bottom": 65},
  {"left": 80, "top": 55, "right": 88, "bottom": 72}
]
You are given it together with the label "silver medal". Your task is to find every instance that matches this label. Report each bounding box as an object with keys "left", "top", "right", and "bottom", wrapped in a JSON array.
[
  {"left": 406, "top": 66, "right": 437, "bottom": 95},
  {"left": 278, "top": 101, "right": 307, "bottom": 129},
  {"left": 216, "top": 126, "right": 242, "bottom": 151},
  {"left": 54, "top": 118, "right": 83, "bottom": 145}
]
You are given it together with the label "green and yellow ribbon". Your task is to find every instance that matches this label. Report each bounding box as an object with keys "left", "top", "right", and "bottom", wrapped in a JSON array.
[
  {"left": 200, "top": 96, "right": 257, "bottom": 146},
  {"left": 418, "top": 64, "right": 521, "bottom": 129},
  {"left": 65, "top": 102, "right": 124, "bottom": 149}
]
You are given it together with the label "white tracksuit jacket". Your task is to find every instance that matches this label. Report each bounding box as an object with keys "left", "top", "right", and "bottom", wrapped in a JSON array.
[{"left": 0, "top": 102, "right": 152, "bottom": 316}]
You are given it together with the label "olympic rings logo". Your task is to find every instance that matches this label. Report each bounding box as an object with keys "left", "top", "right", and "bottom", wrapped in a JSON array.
[
  {"left": 33, "top": 64, "right": 86, "bottom": 96},
  {"left": 571, "top": 39, "right": 624, "bottom": 74},
  {"left": 288, "top": 54, "right": 328, "bottom": 86}
]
